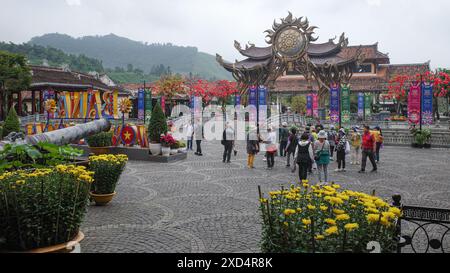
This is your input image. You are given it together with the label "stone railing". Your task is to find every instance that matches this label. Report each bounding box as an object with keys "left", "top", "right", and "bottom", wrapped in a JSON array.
[{"left": 382, "top": 129, "right": 450, "bottom": 148}]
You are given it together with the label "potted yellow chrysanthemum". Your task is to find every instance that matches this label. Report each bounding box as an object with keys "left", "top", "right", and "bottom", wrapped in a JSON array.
[
  {"left": 88, "top": 154, "right": 128, "bottom": 205},
  {"left": 258, "top": 181, "right": 401, "bottom": 253}
]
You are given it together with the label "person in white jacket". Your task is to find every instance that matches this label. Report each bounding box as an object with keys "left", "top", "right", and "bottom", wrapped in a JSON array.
[
  {"left": 293, "top": 133, "right": 315, "bottom": 181},
  {"left": 185, "top": 121, "right": 194, "bottom": 151}
]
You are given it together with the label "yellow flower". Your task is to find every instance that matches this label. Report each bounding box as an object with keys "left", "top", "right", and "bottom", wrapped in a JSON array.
[
  {"left": 380, "top": 217, "right": 392, "bottom": 227},
  {"left": 325, "top": 219, "right": 336, "bottom": 226},
  {"left": 301, "top": 179, "right": 309, "bottom": 184},
  {"left": 307, "top": 204, "right": 316, "bottom": 210},
  {"left": 336, "top": 214, "right": 350, "bottom": 221},
  {"left": 302, "top": 218, "right": 312, "bottom": 226},
  {"left": 367, "top": 214, "right": 381, "bottom": 223},
  {"left": 325, "top": 226, "right": 339, "bottom": 236},
  {"left": 332, "top": 184, "right": 341, "bottom": 189},
  {"left": 382, "top": 211, "right": 396, "bottom": 220},
  {"left": 320, "top": 205, "right": 328, "bottom": 211},
  {"left": 374, "top": 199, "right": 389, "bottom": 208},
  {"left": 296, "top": 208, "right": 303, "bottom": 213},
  {"left": 365, "top": 208, "right": 380, "bottom": 214},
  {"left": 259, "top": 198, "right": 268, "bottom": 203},
  {"left": 344, "top": 223, "right": 359, "bottom": 232},
  {"left": 327, "top": 197, "right": 344, "bottom": 205},
  {"left": 16, "top": 180, "right": 26, "bottom": 185},
  {"left": 315, "top": 235, "right": 325, "bottom": 240},
  {"left": 333, "top": 209, "right": 345, "bottom": 215},
  {"left": 388, "top": 207, "right": 402, "bottom": 217},
  {"left": 283, "top": 222, "right": 289, "bottom": 227},
  {"left": 283, "top": 209, "right": 296, "bottom": 217}
]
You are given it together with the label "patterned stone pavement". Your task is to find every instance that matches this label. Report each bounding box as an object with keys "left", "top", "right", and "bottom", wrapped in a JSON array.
[{"left": 81, "top": 141, "right": 450, "bottom": 253}]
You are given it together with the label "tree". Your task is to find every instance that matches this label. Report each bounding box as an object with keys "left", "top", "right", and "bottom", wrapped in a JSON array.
[
  {"left": 0, "top": 50, "right": 31, "bottom": 120},
  {"left": 127, "top": 64, "right": 134, "bottom": 72},
  {"left": 152, "top": 74, "right": 187, "bottom": 99},
  {"left": 290, "top": 96, "right": 307, "bottom": 114},
  {"left": 148, "top": 103, "right": 168, "bottom": 143},
  {"left": 2, "top": 107, "right": 21, "bottom": 137}
]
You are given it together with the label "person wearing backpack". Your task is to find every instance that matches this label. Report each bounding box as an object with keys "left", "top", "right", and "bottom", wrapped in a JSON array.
[
  {"left": 314, "top": 130, "right": 331, "bottom": 184},
  {"left": 293, "top": 133, "right": 315, "bottom": 181},
  {"left": 286, "top": 127, "right": 298, "bottom": 168},
  {"left": 327, "top": 125, "right": 337, "bottom": 160},
  {"left": 279, "top": 122, "right": 289, "bottom": 157},
  {"left": 246, "top": 125, "right": 260, "bottom": 169},
  {"left": 335, "top": 128, "right": 350, "bottom": 172}
]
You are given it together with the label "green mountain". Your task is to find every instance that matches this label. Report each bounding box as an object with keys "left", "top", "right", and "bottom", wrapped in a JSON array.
[
  {"left": 29, "top": 33, "right": 232, "bottom": 81},
  {"left": 0, "top": 42, "right": 104, "bottom": 72}
]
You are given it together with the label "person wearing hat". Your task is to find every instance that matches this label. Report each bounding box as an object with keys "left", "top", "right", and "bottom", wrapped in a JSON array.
[
  {"left": 327, "top": 125, "right": 337, "bottom": 160},
  {"left": 350, "top": 127, "right": 362, "bottom": 165},
  {"left": 279, "top": 122, "right": 289, "bottom": 157},
  {"left": 246, "top": 125, "right": 260, "bottom": 169},
  {"left": 314, "top": 130, "right": 331, "bottom": 184},
  {"left": 335, "top": 128, "right": 350, "bottom": 172}
]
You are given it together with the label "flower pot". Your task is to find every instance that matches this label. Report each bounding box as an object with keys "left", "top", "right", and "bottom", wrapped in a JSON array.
[
  {"left": 149, "top": 142, "right": 162, "bottom": 156},
  {"left": 170, "top": 148, "right": 178, "bottom": 155},
  {"left": 90, "top": 192, "right": 116, "bottom": 206},
  {"left": 89, "top": 146, "right": 112, "bottom": 155},
  {"left": 161, "top": 146, "right": 171, "bottom": 157},
  {"left": 178, "top": 147, "right": 187, "bottom": 153},
  {"left": 5, "top": 231, "right": 85, "bottom": 253}
]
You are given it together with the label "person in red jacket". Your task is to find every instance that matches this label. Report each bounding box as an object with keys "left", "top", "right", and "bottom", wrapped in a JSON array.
[{"left": 359, "top": 125, "right": 378, "bottom": 173}]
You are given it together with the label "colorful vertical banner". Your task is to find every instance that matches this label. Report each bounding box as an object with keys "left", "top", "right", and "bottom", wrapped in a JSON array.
[
  {"left": 364, "top": 93, "right": 372, "bottom": 118},
  {"left": 408, "top": 83, "right": 421, "bottom": 124},
  {"left": 312, "top": 93, "right": 319, "bottom": 118},
  {"left": 235, "top": 95, "right": 241, "bottom": 106},
  {"left": 144, "top": 88, "right": 152, "bottom": 125},
  {"left": 161, "top": 96, "right": 166, "bottom": 114},
  {"left": 329, "top": 84, "right": 340, "bottom": 124},
  {"left": 306, "top": 95, "right": 313, "bottom": 116},
  {"left": 258, "top": 85, "right": 267, "bottom": 127},
  {"left": 422, "top": 83, "right": 433, "bottom": 125},
  {"left": 341, "top": 85, "right": 351, "bottom": 124},
  {"left": 137, "top": 88, "right": 145, "bottom": 120},
  {"left": 248, "top": 86, "right": 257, "bottom": 123},
  {"left": 358, "top": 92, "right": 365, "bottom": 119},
  {"left": 249, "top": 86, "right": 257, "bottom": 106}
]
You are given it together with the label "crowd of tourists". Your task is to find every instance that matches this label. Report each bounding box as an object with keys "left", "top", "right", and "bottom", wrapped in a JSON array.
[{"left": 240, "top": 122, "right": 384, "bottom": 184}]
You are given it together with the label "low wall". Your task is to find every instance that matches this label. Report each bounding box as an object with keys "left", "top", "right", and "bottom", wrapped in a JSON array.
[{"left": 382, "top": 129, "right": 450, "bottom": 148}]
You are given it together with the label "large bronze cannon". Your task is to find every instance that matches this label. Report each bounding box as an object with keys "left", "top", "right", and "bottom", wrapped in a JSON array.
[{"left": 25, "top": 118, "right": 111, "bottom": 146}]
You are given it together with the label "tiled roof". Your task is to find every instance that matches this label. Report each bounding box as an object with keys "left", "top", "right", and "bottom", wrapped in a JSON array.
[
  {"left": 342, "top": 44, "right": 389, "bottom": 64},
  {"left": 30, "top": 65, "right": 112, "bottom": 91}
]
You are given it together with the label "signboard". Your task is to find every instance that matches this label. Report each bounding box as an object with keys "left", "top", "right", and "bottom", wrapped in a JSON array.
[
  {"left": 422, "top": 83, "right": 433, "bottom": 125},
  {"left": 248, "top": 86, "right": 257, "bottom": 122},
  {"left": 235, "top": 95, "right": 241, "bottom": 106},
  {"left": 258, "top": 85, "right": 267, "bottom": 127},
  {"left": 341, "top": 85, "right": 351, "bottom": 124},
  {"left": 408, "top": 83, "right": 421, "bottom": 124},
  {"left": 329, "top": 84, "right": 340, "bottom": 124}
]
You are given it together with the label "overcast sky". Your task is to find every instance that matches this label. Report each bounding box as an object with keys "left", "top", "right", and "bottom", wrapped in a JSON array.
[{"left": 0, "top": 0, "right": 448, "bottom": 68}]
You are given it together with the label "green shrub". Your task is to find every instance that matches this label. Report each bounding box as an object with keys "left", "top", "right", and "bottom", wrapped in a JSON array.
[
  {"left": 2, "top": 107, "right": 20, "bottom": 137},
  {"left": 89, "top": 154, "right": 128, "bottom": 194},
  {"left": 86, "top": 131, "right": 113, "bottom": 147},
  {"left": 0, "top": 165, "right": 93, "bottom": 250},
  {"left": 412, "top": 129, "right": 432, "bottom": 145},
  {"left": 148, "top": 104, "right": 167, "bottom": 143}
]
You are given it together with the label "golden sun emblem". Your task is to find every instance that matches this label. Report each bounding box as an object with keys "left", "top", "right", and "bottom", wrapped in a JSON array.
[{"left": 275, "top": 28, "right": 306, "bottom": 58}]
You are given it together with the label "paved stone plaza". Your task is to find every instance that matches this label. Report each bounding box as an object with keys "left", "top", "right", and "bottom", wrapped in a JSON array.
[{"left": 81, "top": 142, "right": 450, "bottom": 253}]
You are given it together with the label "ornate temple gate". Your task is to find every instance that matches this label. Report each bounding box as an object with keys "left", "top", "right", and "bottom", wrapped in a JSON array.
[{"left": 217, "top": 12, "right": 365, "bottom": 110}]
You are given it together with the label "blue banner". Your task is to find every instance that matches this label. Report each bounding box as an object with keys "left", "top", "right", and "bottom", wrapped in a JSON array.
[
  {"left": 235, "top": 95, "right": 241, "bottom": 106},
  {"left": 249, "top": 86, "right": 257, "bottom": 106},
  {"left": 306, "top": 95, "right": 313, "bottom": 116},
  {"left": 358, "top": 92, "right": 365, "bottom": 118},
  {"left": 258, "top": 85, "right": 267, "bottom": 106},
  {"left": 138, "top": 88, "right": 145, "bottom": 120},
  {"left": 422, "top": 83, "right": 433, "bottom": 125},
  {"left": 330, "top": 84, "right": 340, "bottom": 124}
]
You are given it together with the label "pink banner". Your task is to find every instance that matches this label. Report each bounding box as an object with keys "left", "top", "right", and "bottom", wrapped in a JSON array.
[
  {"left": 312, "top": 94, "right": 319, "bottom": 118},
  {"left": 161, "top": 96, "right": 166, "bottom": 114},
  {"left": 408, "top": 83, "right": 421, "bottom": 125}
]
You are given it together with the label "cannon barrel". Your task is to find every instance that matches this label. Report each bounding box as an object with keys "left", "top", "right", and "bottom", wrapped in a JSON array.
[{"left": 25, "top": 118, "right": 111, "bottom": 146}]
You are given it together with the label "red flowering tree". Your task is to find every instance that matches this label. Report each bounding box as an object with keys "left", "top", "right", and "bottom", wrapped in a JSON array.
[
  {"left": 387, "top": 70, "right": 450, "bottom": 119},
  {"left": 152, "top": 75, "right": 187, "bottom": 99}
]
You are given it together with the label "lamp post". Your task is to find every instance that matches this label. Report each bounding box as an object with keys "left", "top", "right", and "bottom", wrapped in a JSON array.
[
  {"left": 419, "top": 75, "right": 423, "bottom": 131},
  {"left": 338, "top": 82, "right": 342, "bottom": 129}
]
